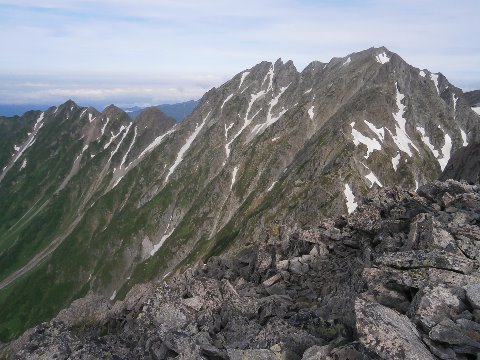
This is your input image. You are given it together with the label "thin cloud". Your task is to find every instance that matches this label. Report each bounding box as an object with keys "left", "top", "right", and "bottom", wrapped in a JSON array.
[{"left": 0, "top": 0, "right": 478, "bottom": 105}]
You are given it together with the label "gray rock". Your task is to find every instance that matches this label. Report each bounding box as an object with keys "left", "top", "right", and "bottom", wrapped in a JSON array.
[
  {"left": 355, "top": 298, "right": 435, "bottom": 360},
  {"left": 227, "top": 348, "right": 277, "bottom": 359},
  {"left": 464, "top": 283, "right": 480, "bottom": 309},
  {"left": 375, "top": 250, "right": 475, "bottom": 274}
]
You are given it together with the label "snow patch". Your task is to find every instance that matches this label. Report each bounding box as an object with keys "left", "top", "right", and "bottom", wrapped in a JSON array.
[
  {"left": 452, "top": 94, "right": 458, "bottom": 113},
  {"left": 103, "top": 125, "right": 126, "bottom": 150},
  {"left": 119, "top": 126, "right": 137, "bottom": 169},
  {"left": 230, "top": 166, "right": 239, "bottom": 190},
  {"left": 304, "top": 88, "right": 312, "bottom": 94},
  {"left": 251, "top": 84, "right": 290, "bottom": 136},
  {"left": 343, "top": 57, "right": 351, "bottom": 66},
  {"left": 224, "top": 122, "right": 234, "bottom": 140},
  {"left": 344, "top": 184, "right": 357, "bottom": 214},
  {"left": 392, "top": 153, "right": 401, "bottom": 171},
  {"left": 308, "top": 106, "right": 315, "bottom": 120},
  {"left": 110, "top": 290, "right": 116, "bottom": 301},
  {"left": 150, "top": 227, "right": 176, "bottom": 257},
  {"left": 88, "top": 113, "right": 94, "bottom": 123},
  {"left": 137, "top": 127, "right": 176, "bottom": 160},
  {"left": 472, "top": 107, "right": 480, "bottom": 116},
  {"left": 388, "top": 83, "right": 419, "bottom": 157},
  {"left": 350, "top": 122, "right": 382, "bottom": 159},
  {"left": 100, "top": 117, "right": 110, "bottom": 137},
  {"left": 13, "top": 145, "right": 20, "bottom": 152},
  {"left": 375, "top": 52, "right": 390, "bottom": 64},
  {"left": 365, "top": 171, "right": 382, "bottom": 188},
  {"left": 267, "top": 181, "right": 277, "bottom": 192},
  {"left": 419, "top": 70, "right": 426, "bottom": 77},
  {"left": 221, "top": 94, "right": 234, "bottom": 111},
  {"left": 460, "top": 129, "right": 468, "bottom": 147},
  {"left": 430, "top": 73, "right": 440, "bottom": 94},
  {"left": 80, "top": 109, "right": 87, "bottom": 118},
  {"left": 238, "top": 71, "right": 250, "bottom": 90},
  {"left": 417, "top": 126, "right": 439, "bottom": 158},
  {"left": 271, "top": 136, "right": 280, "bottom": 142},
  {"left": 165, "top": 111, "right": 211, "bottom": 183},
  {"left": 364, "top": 120, "right": 384, "bottom": 141},
  {"left": 20, "top": 158, "right": 27, "bottom": 170},
  {"left": 438, "top": 130, "right": 452, "bottom": 171},
  {"left": 109, "top": 123, "right": 132, "bottom": 161}
]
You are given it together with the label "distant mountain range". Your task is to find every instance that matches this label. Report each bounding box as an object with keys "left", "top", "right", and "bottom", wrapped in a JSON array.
[
  {"left": 0, "top": 46, "right": 479, "bottom": 347},
  {"left": 123, "top": 100, "right": 199, "bottom": 121},
  {"left": 0, "top": 100, "right": 199, "bottom": 120}
]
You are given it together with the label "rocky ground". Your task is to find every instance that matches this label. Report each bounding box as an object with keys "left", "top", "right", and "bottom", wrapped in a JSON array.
[{"left": 4, "top": 180, "right": 480, "bottom": 359}]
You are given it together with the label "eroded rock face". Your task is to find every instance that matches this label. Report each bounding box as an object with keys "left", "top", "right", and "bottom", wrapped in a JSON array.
[{"left": 5, "top": 180, "right": 480, "bottom": 359}]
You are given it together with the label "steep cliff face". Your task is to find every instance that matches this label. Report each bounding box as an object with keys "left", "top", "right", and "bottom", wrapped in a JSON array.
[
  {"left": 0, "top": 47, "right": 479, "bottom": 341},
  {"left": 5, "top": 180, "right": 480, "bottom": 359},
  {"left": 441, "top": 142, "right": 480, "bottom": 184}
]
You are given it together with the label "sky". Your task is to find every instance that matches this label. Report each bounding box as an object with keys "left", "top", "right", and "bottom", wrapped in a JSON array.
[{"left": 0, "top": 0, "right": 479, "bottom": 110}]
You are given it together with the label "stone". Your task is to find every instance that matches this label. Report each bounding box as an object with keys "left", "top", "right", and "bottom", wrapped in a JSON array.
[
  {"left": 227, "top": 348, "right": 277, "bottom": 360},
  {"left": 301, "top": 345, "right": 330, "bottom": 359},
  {"left": 263, "top": 273, "right": 282, "bottom": 287},
  {"left": 464, "top": 283, "right": 480, "bottom": 309},
  {"left": 375, "top": 250, "right": 474, "bottom": 274},
  {"left": 355, "top": 298, "right": 435, "bottom": 360}
]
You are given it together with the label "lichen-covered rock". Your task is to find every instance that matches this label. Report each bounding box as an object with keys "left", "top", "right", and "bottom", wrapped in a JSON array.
[{"left": 355, "top": 299, "right": 435, "bottom": 360}]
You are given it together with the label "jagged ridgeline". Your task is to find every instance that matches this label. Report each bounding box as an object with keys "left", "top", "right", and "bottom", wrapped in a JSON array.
[{"left": 0, "top": 47, "right": 479, "bottom": 341}]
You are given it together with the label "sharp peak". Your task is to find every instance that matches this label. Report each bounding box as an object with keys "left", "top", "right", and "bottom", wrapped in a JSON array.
[
  {"left": 102, "top": 104, "right": 129, "bottom": 118},
  {"left": 59, "top": 99, "right": 79, "bottom": 108}
]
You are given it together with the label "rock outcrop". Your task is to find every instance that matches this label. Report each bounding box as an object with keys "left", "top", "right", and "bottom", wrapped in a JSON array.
[{"left": 5, "top": 180, "right": 480, "bottom": 359}]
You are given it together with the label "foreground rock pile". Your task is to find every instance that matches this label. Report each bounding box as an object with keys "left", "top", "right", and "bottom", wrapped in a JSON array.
[{"left": 5, "top": 180, "right": 480, "bottom": 359}]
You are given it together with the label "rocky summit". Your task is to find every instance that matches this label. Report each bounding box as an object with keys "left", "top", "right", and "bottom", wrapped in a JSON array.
[
  {"left": 1, "top": 46, "right": 480, "bottom": 350},
  {"left": 5, "top": 180, "right": 480, "bottom": 359}
]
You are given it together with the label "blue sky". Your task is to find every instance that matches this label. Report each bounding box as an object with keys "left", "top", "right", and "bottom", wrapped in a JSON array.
[{"left": 0, "top": 0, "right": 479, "bottom": 108}]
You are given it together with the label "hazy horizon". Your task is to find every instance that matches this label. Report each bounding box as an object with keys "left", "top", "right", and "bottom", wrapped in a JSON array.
[{"left": 1, "top": 0, "right": 479, "bottom": 110}]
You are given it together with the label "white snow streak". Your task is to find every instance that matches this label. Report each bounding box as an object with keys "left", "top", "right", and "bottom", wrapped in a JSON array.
[
  {"left": 343, "top": 57, "right": 351, "bottom": 66},
  {"left": 150, "top": 227, "right": 176, "bottom": 257},
  {"left": 238, "top": 71, "right": 250, "bottom": 90},
  {"left": 225, "top": 67, "right": 274, "bottom": 159},
  {"left": 438, "top": 131, "right": 452, "bottom": 171},
  {"left": 415, "top": 180, "right": 419, "bottom": 190},
  {"left": 251, "top": 84, "right": 290, "bottom": 136},
  {"left": 308, "top": 106, "right": 315, "bottom": 120},
  {"left": 267, "top": 181, "right": 277, "bottom": 192},
  {"left": 137, "top": 127, "right": 176, "bottom": 160},
  {"left": 388, "top": 83, "right": 419, "bottom": 157},
  {"left": 365, "top": 171, "right": 382, "bottom": 188},
  {"left": 221, "top": 94, "right": 234, "bottom": 111},
  {"left": 452, "top": 94, "right": 458, "bottom": 113},
  {"left": 88, "top": 113, "right": 94, "bottom": 123},
  {"left": 472, "top": 107, "right": 480, "bottom": 116},
  {"left": 230, "top": 166, "right": 239, "bottom": 190},
  {"left": 304, "top": 88, "right": 312, "bottom": 94},
  {"left": 417, "top": 126, "right": 439, "bottom": 157},
  {"left": 119, "top": 126, "right": 137, "bottom": 169},
  {"left": 344, "top": 184, "right": 357, "bottom": 214},
  {"left": 350, "top": 122, "right": 382, "bottom": 159},
  {"left": 80, "top": 109, "right": 87, "bottom": 118},
  {"left": 224, "top": 123, "right": 234, "bottom": 140},
  {"left": 460, "top": 129, "right": 468, "bottom": 147},
  {"left": 364, "top": 120, "right": 385, "bottom": 141},
  {"left": 271, "top": 137, "right": 280, "bottom": 142},
  {"left": 392, "top": 153, "right": 401, "bottom": 171},
  {"left": 430, "top": 73, "right": 440, "bottom": 94},
  {"left": 109, "top": 123, "right": 132, "bottom": 161},
  {"left": 110, "top": 291, "right": 116, "bottom": 301},
  {"left": 165, "top": 111, "right": 211, "bottom": 183},
  {"left": 375, "top": 52, "right": 390, "bottom": 64},
  {"left": 100, "top": 117, "right": 110, "bottom": 136},
  {"left": 103, "top": 125, "right": 126, "bottom": 150},
  {"left": 20, "top": 158, "right": 27, "bottom": 170}
]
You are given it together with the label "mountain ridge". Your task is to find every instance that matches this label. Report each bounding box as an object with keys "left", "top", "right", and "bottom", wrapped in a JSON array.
[{"left": 0, "top": 46, "right": 479, "bottom": 342}]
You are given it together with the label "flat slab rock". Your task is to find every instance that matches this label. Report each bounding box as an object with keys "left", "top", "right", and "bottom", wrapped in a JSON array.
[
  {"left": 355, "top": 298, "right": 435, "bottom": 360},
  {"left": 375, "top": 249, "right": 474, "bottom": 274}
]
